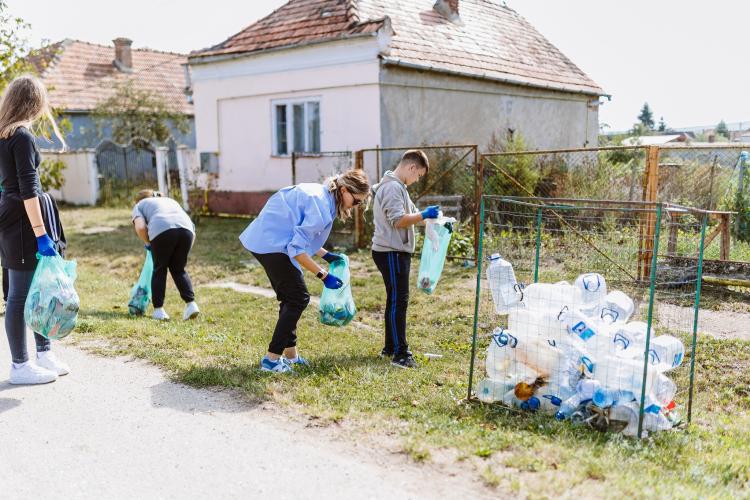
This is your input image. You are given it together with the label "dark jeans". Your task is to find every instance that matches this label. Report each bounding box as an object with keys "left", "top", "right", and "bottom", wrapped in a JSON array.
[
  {"left": 252, "top": 252, "right": 310, "bottom": 355},
  {"left": 372, "top": 251, "right": 411, "bottom": 356},
  {"left": 5, "top": 268, "right": 51, "bottom": 364},
  {"left": 151, "top": 228, "right": 195, "bottom": 308}
]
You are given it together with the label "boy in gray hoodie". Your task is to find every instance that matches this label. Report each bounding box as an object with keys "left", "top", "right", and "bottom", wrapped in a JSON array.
[{"left": 371, "top": 150, "right": 439, "bottom": 368}]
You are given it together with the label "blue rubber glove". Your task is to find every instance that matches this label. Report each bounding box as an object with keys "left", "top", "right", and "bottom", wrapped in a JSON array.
[
  {"left": 322, "top": 273, "right": 343, "bottom": 289},
  {"left": 36, "top": 234, "right": 57, "bottom": 257},
  {"left": 144, "top": 244, "right": 152, "bottom": 251},
  {"left": 420, "top": 205, "right": 440, "bottom": 220},
  {"left": 322, "top": 252, "right": 344, "bottom": 264}
]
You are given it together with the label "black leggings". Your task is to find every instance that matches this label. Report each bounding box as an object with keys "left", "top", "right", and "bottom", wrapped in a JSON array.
[
  {"left": 150, "top": 228, "right": 195, "bottom": 308},
  {"left": 5, "top": 268, "right": 51, "bottom": 363},
  {"left": 372, "top": 251, "right": 411, "bottom": 356},
  {"left": 252, "top": 252, "right": 310, "bottom": 355}
]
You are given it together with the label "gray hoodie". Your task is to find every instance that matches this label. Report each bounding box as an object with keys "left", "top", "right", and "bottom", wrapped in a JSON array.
[{"left": 371, "top": 170, "right": 418, "bottom": 253}]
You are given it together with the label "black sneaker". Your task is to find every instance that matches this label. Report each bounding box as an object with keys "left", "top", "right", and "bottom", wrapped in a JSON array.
[
  {"left": 391, "top": 353, "right": 417, "bottom": 369},
  {"left": 379, "top": 348, "right": 394, "bottom": 358}
]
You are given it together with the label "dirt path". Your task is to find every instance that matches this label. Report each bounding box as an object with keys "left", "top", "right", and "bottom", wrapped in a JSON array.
[
  {"left": 0, "top": 334, "right": 489, "bottom": 499},
  {"left": 657, "top": 303, "right": 750, "bottom": 341}
]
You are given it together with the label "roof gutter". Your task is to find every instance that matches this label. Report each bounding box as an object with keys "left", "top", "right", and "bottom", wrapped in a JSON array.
[
  {"left": 381, "top": 58, "right": 609, "bottom": 98},
  {"left": 188, "top": 30, "right": 381, "bottom": 66}
]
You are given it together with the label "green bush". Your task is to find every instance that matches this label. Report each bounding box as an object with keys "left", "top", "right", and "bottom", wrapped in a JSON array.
[{"left": 39, "top": 158, "right": 65, "bottom": 191}]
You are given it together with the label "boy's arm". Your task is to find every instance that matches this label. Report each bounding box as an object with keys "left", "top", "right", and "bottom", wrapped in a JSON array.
[
  {"left": 394, "top": 213, "right": 423, "bottom": 228},
  {"left": 381, "top": 183, "right": 423, "bottom": 228}
]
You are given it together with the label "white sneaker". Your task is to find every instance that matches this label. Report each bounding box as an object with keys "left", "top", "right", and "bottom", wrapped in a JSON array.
[
  {"left": 152, "top": 307, "right": 170, "bottom": 321},
  {"left": 36, "top": 351, "right": 70, "bottom": 376},
  {"left": 9, "top": 361, "right": 58, "bottom": 385},
  {"left": 183, "top": 301, "right": 200, "bottom": 320}
]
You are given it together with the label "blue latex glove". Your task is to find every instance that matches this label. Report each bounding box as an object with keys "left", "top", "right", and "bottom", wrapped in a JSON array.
[
  {"left": 36, "top": 234, "right": 57, "bottom": 257},
  {"left": 322, "top": 252, "right": 344, "bottom": 264},
  {"left": 420, "top": 205, "right": 440, "bottom": 220},
  {"left": 322, "top": 273, "right": 343, "bottom": 290},
  {"left": 144, "top": 244, "right": 152, "bottom": 251}
]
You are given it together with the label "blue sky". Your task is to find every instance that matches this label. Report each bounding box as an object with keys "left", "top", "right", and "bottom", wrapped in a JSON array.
[{"left": 10, "top": 0, "right": 750, "bottom": 132}]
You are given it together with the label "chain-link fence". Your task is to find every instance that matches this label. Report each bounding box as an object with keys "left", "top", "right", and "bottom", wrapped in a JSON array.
[
  {"left": 469, "top": 196, "right": 709, "bottom": 438},
  {"left": 356, "top": 145, "right": 479, "bottom": 259}
]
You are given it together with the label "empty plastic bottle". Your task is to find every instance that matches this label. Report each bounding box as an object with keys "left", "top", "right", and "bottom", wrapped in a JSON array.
[
  {"left": 485, "top": 328, "right": 540, "bottom": 381},
  {"left": 477, "top": 378, "right": 515, "bottom": 403},
  {"left": 648, "top": 335, "right": 685, "bottom": 371},
  {"left": 508, "top": 307, "right": 568, "bottom": 345},
  {"left": 648, "top": 372, "right": 677, "bottom": 408},
  {"left": 555, "top": 393, "right": 584, "bottom": 420},
  {"left": 574, "top": 273, "right": 607, "bottom": 304},
  {"left": 609, "top": 402, "right": 641, "bottom": 437},
  {"left": 592, "top": 354, "right": 655, "bottom": 396},
  {"left": 610, "top": 321, "right": 654, "bottom": 357},
  {"left": 592, "top": 387, "right": 636, "bottom": 408},
  {"left": 521, "top": 282, "right": 583, "bottom": 313},
  {"left": 561, "top": 308, "right": 602, "bottom": 342},
  {"left": 487, "top": 254, "right": 520, "bottom": 314},
  {"left": 595, "top": 290, "right": 635, "bottom": 324}
]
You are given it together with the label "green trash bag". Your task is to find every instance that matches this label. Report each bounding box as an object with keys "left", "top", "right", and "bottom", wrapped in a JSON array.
[
  {"left": 24, "top": 254, "right": 80, "bottom": 340},
  {"left": 319, "top": 254, "right": 356, "bottom": 327},
  {"left": 128, "top": 249, "right": 154, "bottom": 316},
  {"left": 417, "top": 214, "right": 456, "bottom": 294}
]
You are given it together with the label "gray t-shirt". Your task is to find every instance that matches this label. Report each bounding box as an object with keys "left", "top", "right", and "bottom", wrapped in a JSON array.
[{"left": 132, "top": 197, "right": 194, "bottom": 241}]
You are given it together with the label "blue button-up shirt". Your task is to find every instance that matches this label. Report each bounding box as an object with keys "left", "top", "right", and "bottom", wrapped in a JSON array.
[{"left": 239, "top": 183, "right": 336, "bottom": 269}]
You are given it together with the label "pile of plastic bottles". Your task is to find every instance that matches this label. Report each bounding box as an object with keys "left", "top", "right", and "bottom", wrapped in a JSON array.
[
  {"left": 24, "top": 255, "right": 80, "bottom": 340},
  {"left": 478, "top": 254, "right": 683, "bottom": 437}
]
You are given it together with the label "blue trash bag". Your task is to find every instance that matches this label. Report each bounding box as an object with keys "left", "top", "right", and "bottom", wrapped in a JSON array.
[
  {"left": 417, "top": 215, "right": 456, "bottom": 294},
  {"left": 128, "top": 249, "right": 154, "bottom": 316},
  {"left": 24, "top": 254, "right": 80, "bottom": 340},
  {"left": 319, "top": 254, "right": 356, "bottom": 327}
]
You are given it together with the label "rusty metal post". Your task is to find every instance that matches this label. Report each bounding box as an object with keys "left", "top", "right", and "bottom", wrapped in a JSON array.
[
  {"left": 291, "top": 152, "right": 297, "bottom": 185},
  {"left": 720, "top": 213, "right": 731, "bottom": 260},
  {"left": 354, "top": 150, "right": 366, "bottom": 248},
  {"left": 474, "top": 151, "right": 484, "bottom": 262}
]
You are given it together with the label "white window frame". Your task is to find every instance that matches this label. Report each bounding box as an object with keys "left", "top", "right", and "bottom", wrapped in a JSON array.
[{"left": 271, "top": 97, "right": 321, "bottom": 157}]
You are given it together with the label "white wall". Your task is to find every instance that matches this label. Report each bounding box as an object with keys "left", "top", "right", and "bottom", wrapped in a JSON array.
[
  {"left": 41, "top": 149, "right": 99, "bottom": 205},
  {"left": 190, "top": 38, "right": 382, "bottom": 192}
]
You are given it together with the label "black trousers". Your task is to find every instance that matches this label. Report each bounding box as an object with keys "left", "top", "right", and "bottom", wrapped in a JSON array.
[
  {"left": 252, "top": 252, "right": 310, "bottom": 355},
  {"left": 372, "top": 251, "right": 411, "bottom": 356},
  {"left": 150, "top": 228, "right": 195, "bottom": 308}
]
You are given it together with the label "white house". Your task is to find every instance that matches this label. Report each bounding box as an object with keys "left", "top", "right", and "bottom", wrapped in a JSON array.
[{"left": 188, "top": 0, "right": 604, "bottom": 213}]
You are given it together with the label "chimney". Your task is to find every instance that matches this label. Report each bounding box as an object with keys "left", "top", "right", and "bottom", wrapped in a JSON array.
[
  {"left": 433, "top": 0, "right": 462, "bottom": 24},
  {"left": 113, "top": 37, "right": 133, "bottom": 73}
]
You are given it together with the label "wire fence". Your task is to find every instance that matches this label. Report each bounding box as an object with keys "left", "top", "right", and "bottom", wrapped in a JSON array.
[{"left": 469, "top": 196, "right": 709, "bottom": 438}]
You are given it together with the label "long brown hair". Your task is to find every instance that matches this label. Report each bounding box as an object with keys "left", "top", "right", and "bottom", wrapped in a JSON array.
[
  {"left": 326, "top": 169, "right": 371, "bottom": 220},
  {"left": 0, "top": 74, "right": 66, "bottom": 149}
]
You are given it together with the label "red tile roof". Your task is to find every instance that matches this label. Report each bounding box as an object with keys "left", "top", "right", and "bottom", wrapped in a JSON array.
[
  {"left": 190, "top": 0, "right": 603, "bottom": 96},
  {"left": 31, "top": 39, "right": 192, "bottom": 114}
]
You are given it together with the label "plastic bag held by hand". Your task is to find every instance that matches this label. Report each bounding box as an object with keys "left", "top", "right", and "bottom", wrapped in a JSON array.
[
  {"left": 24, "top": 255, "right": 80, "bottom": 340},
  {"left": 319, "top": 254, "right": 357, "bottom": 326},
  {"left": 128, "top": 248, "right": 154, "bottom": 316},
  {"left": 417, "top": 212, "right": 456, "bottom": 294}
]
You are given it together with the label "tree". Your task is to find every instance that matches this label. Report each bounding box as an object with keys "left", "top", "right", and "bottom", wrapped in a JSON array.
[
  {"left": 0, "top": 0, "right": 34, "bottom": 91},
  {"left": 658, "top": 117, "right": 667, "bottom": 133},
  {"left": 637, "top": 103, "right": 655, "bottom": 130},
  {"left": 716, "top": 120, "right": 729, "bottom": 140},
  {"left": 92, "top": 80, "right": 189, "bottom": 145}
]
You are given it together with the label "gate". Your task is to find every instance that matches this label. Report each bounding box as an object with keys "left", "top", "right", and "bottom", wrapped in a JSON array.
[{"left": 96, "top": 139, "right": 158, "bottom": 205}]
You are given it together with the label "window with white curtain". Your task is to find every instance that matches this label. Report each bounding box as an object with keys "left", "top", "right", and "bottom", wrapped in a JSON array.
[{"left": 272, "top": 98, "right": 321, "bottom": 156}]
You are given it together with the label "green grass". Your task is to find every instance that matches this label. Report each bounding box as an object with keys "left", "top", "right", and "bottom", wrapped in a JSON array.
[{"left": 62, "top": 207, "right": 750, "bottom": 497}]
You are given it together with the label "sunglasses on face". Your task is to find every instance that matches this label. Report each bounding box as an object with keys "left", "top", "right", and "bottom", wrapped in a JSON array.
[{"left": 351, "top": 196, "right": 364, "bottom": 206}]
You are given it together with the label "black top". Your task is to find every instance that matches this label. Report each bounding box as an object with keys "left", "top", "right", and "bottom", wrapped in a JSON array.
[
  {"left": 0, "top": 127, "right": 43, "bottom": 199},
  {"left": 0, "top": 127, "right": 64, "bottom": 270}
]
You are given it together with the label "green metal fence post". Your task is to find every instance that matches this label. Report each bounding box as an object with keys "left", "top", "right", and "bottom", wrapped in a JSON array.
[
  {"left": 467, "top": 196, "right": 486, "bottom": 401},
  {"left": 687, "top": 213, "right": 708, "bottom": 423},
  {"left": 638, "top": 203, "right": 662, "bottom": 438},
  {"left": 533, "top": 207, "right": 543, "bottom": 283}
]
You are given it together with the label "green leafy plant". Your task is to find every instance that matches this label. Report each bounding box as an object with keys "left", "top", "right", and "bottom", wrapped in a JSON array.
[{"left": 38, "top": 157, "right": 65, "bottom": 191}]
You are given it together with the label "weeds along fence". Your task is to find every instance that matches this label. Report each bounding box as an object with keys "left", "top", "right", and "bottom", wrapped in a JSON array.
[
  {"left": 468, "top": 196, "right": 711, "bottom": 438},
  {"left": 356, "top": 144, "right": 479, "bottom": 260}
]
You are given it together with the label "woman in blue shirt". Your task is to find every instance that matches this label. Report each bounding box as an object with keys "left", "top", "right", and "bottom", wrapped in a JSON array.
[{"left": 240, "top": 169, "right": 370, "bottom": 373}]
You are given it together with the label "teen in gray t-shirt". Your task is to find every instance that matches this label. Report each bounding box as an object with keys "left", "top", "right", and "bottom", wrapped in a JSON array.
[{"left": 132, "top": 196, "right": 195, "bottom": 241}]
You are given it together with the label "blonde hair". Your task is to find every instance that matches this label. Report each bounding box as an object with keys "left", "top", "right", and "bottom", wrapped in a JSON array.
[
  {"left": 134, "top": 189, "right": 164, "bottom": 204},
  {"left": 0, "top": 74, "right": 66, "bottom": 149},
  {"left": 326, "top": 169, "right": 371, "bottom": 220}
]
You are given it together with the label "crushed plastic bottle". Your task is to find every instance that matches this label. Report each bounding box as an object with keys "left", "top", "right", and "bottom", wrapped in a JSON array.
[
  {"left": 477, "top": 378, "right": 515, "bottom": 403},
  {"left": 521, "top": 282, "right": 583, "bottom": 313},
  {"left": 487, "top": 253, "right": 521, "bottom": 314},
  {"left": 648, "top": 335, "right": 685, "bottom": 371},
  {"left": 593, "top": 354, "right": 655, "bottom": 396}
]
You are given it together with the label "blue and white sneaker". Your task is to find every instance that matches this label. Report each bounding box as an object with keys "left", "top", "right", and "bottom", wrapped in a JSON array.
[
  {"left": 283, "top": 355, "right": 310, "bottom": 367},
  {"left": 260, "top": 356, "right": 292, "bottom": 373}
]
